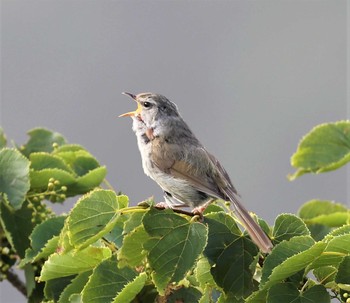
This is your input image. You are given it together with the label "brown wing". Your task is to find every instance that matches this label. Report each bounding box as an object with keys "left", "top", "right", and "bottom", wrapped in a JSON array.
[
  {"left": 151, "top": 138, "right": 272, "bottom": 252},
  {"left": 151, "top": 138, "right": 227, "bottom": 199}
]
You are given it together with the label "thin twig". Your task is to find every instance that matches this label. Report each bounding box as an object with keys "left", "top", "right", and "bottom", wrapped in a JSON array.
[
  {"left": 154, "top": 205, "right": 198, "bottom": 217},
  {"left": 6, "top": 269, "right": 27, "bottom": 297}
]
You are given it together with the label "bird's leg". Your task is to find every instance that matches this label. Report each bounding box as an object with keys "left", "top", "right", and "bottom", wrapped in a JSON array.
[
  {"left": 154, "top": 191, "right": 198, "bottom": 217},
  {"left": 192, "top": 199, "right": 215, "bottom": 218},
  {"left": 155, "top": 191, "right": 187, "bottom": 209}
]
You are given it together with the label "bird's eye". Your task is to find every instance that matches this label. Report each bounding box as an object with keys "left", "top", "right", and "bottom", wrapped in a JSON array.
[{"left": 143, "top": 102, "right": 152, "bottom": 109}]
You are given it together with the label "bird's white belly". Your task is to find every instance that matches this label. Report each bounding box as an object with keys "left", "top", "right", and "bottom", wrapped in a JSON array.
[{"left": 136, "top": 132, "right": 210, "bottom": 207}]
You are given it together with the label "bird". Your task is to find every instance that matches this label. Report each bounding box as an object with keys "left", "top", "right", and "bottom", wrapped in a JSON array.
[{"left": 119, "top": 92, "right": 273, "bottom": 253}]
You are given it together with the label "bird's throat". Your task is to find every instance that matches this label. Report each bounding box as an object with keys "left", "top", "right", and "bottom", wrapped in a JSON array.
[{"left": 145, "top": 128, "right": 155, "bottom": 140}]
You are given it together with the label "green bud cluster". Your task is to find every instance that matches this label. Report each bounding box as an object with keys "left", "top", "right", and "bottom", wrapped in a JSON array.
[
  {"left": 0, "top": 237, "right": 16, "bottom": 281},
  {"left": 25, "top": 177, "right": 69, "bottom": 224},
  {"left": 29, "top": 200, "right": 53, "bottom": 224},
  {"left": 343, "top": 292, "right": 350, "bottom": 303},
  {"left": 28, "top": 178, "right": 68, "bottom": 204}
]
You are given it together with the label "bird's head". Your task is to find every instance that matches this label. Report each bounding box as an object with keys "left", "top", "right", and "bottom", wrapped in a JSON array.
[{"left": 119, "top": 92, "right": 179, "bottom": 126}]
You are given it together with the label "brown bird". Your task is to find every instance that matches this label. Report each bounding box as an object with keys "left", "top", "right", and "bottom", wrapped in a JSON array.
[{"left": 120, "top": 92, "right": 273, "bottom": 253}]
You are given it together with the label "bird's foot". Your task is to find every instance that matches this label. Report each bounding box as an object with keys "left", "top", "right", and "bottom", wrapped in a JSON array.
[
  {"left": 191, "top": 207, "right": 205, "bottom": 221},
  {"left": 192, "top": 200, "right": 212, "bottom": 215},
  {"left": 192, "top": 206, "right": 206, "bottom": 215},
  {"left": 154, "top": 202, "right": 201, "bottom": 218},
  {"left": 154, "top": 202, "right": 169, "bottom": 209}
]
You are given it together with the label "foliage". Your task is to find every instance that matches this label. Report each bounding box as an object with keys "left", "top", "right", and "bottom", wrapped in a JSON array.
[{"left": 0, "top": 122, "right": 349, "bottom": 303}]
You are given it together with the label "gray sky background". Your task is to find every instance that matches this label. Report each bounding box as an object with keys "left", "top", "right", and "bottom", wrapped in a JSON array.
[{"left": 1, "top": 1, "right": 349, "bottom": 302}]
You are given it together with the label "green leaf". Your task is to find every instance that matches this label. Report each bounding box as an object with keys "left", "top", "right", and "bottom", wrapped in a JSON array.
[
  {"left": 309, "top": 234, "right": 350, "bottom": 269},
  {"left": 58, "top": 271, "right": 92, "bottom": 303},
  {"left": 143, "top": 207, "right": 189, "bottom": 236},
  {"left": 267, "top": 283, "right": 298, "bottom": 303},
  {"left": 29, "top": 216, "right": 65, "bottom": 253},
  {"left": 117, "top": 225, "right": 149, "bottom": 267},
  {"left": 0, "top": 148, "right": 30, "bottom": 209},
  {"left": 0, "top": 198, "right": 36, "bottom": 258},
  {"left": 81, "top": 255, "right": 137, "bottom": 303},
  {"left": 71, "top": 156, "right": 100, "bottom": 177},
  {"left": 167, "top": 286, "right": 202, "bottom": 303},
  {"left": 217, "top": 293, "right": 244, "bottom": 303},
  {"left": 203, "top": 203, "right": 226, "bottom": 214},
  {"left": 307, "top": 224, "right": 332, "bottom": 241},
  {"left": 204, "top": 213, "right": 258, "bottom": 298},
  {"left": 308, "top": 213, "right": 350, "bottom": 227},
  {"left": 338, "top": 283, "right": 350, "bottom": 292},
  {"left": 313, "top": 266, "right": 337, "bottom": 285},
  {"left": 54, "top": 144, "right": 86, "bottom": 153},
  {"left": 143, "top": 208, "right": 208, "bottom": 295},
  {"left": 21, "top": 128, "right": 66, "bottom": 157},
  {"left": 335, "top": 256, "right": 350, "bottom": 285},
  {"left": 22, "top": 216, "right": 66, "bottom": 265},
  {"left": 53, "top": 150, "right": 99, "bottom": 176},
  {"left": 68, "top": 190, "right": 126, "bottom": 249},
  {"left": 30, "top": 166, "right": 107, "bottom": 198},
  {"left": 327, "top": 224, "right": 350, "bottom": 237},
  {"left": 112, "top": 272, "right": 147, "bottom": 303},
  {"left": 265, "top": 242, "right": 326, "bottom": 289},
  {"left": 27, "top": 273, "right": 45, "bottom": 303},
  {"left": 299, "top": 285, "right": 330, "bottom": 302},
  {"left": 199, "top": 288, "right": 228, "bottom": 303},
  {"left": 58, "top": 220, "right": 74, "bottom": 252},
  {"left": 289, "top": 121, "right": 350, "bottom": 180},
  {"left": 69, "top": 293, "right": 82, "bottom": 302},
  {"left": 248, "top": 237, "right": 328, "bottom": 302},
  {"left": 30, "top": 168, "right": 75, "bottom": 190},
  {"left": 299, "top": 200, "right": 348, "bottom": 219},
  {"left": 246, "top": 288, "right": 269, "bottom": 303},
  {"left": 267, "top": 283, "right": 330, "bottom": 303},
  {"left": 0, "top": 128, "right": 7, "bottom": 148},
  {"left": 44, "top": 275, "right": 75, "bottom": 302},
  {"left": 30, "top": 152, "right": 73, "bottom": 172},
  {"left": 272, "top": 214, "right": 310, "bottom": 244},
  {"left": 198, "top": 287, "right": 211, "bottom": 303},
  {"left": 134, "top": 284, "right": 158, "bottom": 302},
  {"left": 69, "top": 166, "right": 107, "bottom": 194},
  {"left": 123, "top": 211, "right": 145, "bottom": 234},
  {"left": 298, "top": 200, "right": 349, "bottom": 227},
  {"left": 261, "top": 236, "right": 325, "bottom": 287},
  {"left": 40, "top": 246, "right": 111, "bottom": 281},
  {"left": 211, "top": 236, "right": 258, "bottom": 297},
  {"left": 103, "top": 215, "right": 128, "bottom": 249},
  {"left": 24, "top": 264, "right": 36, "bottom": 298},
  {"left": 28, "top": 236, "right": 60, "bottom": 264},
  {"left": 195, "top": 257, "right": 216, "bottom": 289},
  {"left": 204, "top": 212, "right": 242, "bottom": 263}
]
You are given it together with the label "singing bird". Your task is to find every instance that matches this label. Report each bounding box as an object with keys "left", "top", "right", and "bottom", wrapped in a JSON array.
[{"left": 120, "top": 92, "right": 273, "bottom": 253}]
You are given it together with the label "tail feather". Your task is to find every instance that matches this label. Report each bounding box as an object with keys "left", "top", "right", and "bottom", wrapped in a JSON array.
[{"left": 226, "top": 190, "right": 273, "bottom": 253}]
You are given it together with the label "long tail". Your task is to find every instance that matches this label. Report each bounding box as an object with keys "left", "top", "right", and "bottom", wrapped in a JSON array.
[{"left": 225, "top": 189, "right": 273, "bottom": 253}]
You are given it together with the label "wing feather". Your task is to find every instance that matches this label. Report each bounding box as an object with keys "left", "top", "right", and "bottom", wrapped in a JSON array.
[{"left": 150, "top": 138, "right": 272, "bottom": 252}]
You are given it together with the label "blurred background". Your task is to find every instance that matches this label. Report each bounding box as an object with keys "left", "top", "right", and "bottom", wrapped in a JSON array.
[{"left": 1, "top": 1, "right": 349, "bottom": 301}]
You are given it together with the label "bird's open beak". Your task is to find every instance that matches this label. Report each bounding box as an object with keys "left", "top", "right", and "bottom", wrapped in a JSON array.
[{"left": 119, "top": 92, "right": 142, "bottom": 117}]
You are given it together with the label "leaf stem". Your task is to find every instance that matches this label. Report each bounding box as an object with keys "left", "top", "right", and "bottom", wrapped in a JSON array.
[
  {"left": 116, "top": 206, "right": 149, "bottom": 214},
  {"left": 103, "top": 179, "right": 115, "bottom": 191},
  {"left": 322, "top": 251, "right": 347, "bottom": 257}
]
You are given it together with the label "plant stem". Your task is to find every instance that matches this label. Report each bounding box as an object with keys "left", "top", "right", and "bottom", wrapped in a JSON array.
[
  {"left": 103, "top": 179, "right": 115, "bottom": 191},
  {"left": 6, "top": 269, "right": 27, "bottom": 297}
]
